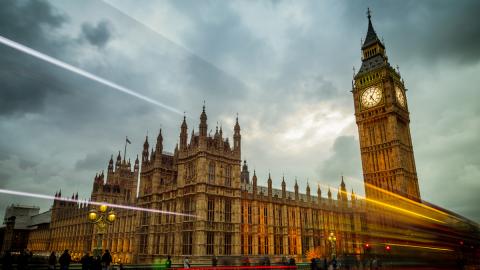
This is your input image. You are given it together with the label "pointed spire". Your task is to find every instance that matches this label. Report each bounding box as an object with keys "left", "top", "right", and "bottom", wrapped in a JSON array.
[
  {"left": 199, "top": 103, "right": 208, "bottom": 137},
  {"left": 181, "top": 113, "right": 187, "bottom": 129},
  {"left": 362, "top": 7, "right": 381, "bottom": 49},
  {"left": 157, "top": 128, "right": 163, "bottom": 143},
  {"left": 328, "top": 187, "right": 332, "bottom": 199},
  {"left": 144, "top": 135, "right": 149, "bottom": 149},
  {"left": 234, "top": 113, "right": 240, "bottom": 133},
  {"left": 267, "top": 171, "right": 272, "bottom": 197}
]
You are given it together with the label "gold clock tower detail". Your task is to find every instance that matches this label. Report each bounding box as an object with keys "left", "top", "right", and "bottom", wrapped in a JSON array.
[{"left": 353, "top": 9, "right": 421, "bottom": 202}]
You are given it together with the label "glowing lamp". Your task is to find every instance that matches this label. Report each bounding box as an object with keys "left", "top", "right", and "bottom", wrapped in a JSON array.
[
  {"left": 386, "top": 245, "right": 391, "bottom": 251},
  {"left": 99, "top": 204, "right": 108, "bottom": 213},
  {"left": 88, "top": 211, "right": 98, "bottom": 221},
  {"left": 107, "top": 212, "right": 116, "bottom": 222}
]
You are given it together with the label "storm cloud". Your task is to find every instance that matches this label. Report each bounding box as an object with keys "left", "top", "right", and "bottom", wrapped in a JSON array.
[{"left": 81, "top": 20, "right": 114, "bottom": 48}]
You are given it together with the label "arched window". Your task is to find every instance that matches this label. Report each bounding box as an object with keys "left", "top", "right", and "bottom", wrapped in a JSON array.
[
  {"left": 225, "top": 165, "right": 232, "bottom": 186},
  {"left": 208, "top": 162, "right": 215, "bottom": 183}
]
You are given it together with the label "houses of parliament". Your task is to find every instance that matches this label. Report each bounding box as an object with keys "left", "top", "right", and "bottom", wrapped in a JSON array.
[{"left": 4, "top": 10, "right": 477, "bottom": 265}]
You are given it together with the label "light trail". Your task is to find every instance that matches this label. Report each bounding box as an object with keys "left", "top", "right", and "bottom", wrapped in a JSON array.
[
  {"left": 383, "top": 242, "right": 453, "bottom": 252},
  {"left": 0, "top": 188, "right": 196, "bottom": 218},
  {"left": 364, "top": 182, "right": 451, "bottom": 218},
  {"left": 315, "top": 182, "right": 445, "bottom": 224},
  {"left": 0, "top": 35, "right": 182, "bottom": 115}
]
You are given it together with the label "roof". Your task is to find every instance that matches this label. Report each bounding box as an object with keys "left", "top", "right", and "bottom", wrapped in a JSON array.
[{"left": 28, "top": 210, "right": 51, "bottom": 227}]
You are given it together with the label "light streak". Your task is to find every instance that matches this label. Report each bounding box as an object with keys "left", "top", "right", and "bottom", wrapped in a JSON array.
[
  {"left": 0, "top": 35, "right": 182, "bottom": 115},
  {"left": 364, "top": 183, "right": 450, "bottom": 217},
  {"left": 0, "top": 188, "right": 196, "bottom": 218},
  {"left": 315, "top": 183, "right": 445, "bottom": 224},
  {"left": 383, "top": 242, "right": 453, "bottom": 252}
]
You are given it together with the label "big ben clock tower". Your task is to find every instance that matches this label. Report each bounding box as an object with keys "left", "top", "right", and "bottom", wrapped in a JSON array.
[{"left": 353, "top": 9, "right": 421, "bottom": 202}]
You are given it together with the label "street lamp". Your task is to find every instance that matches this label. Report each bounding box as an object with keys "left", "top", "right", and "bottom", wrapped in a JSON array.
[
  {"left": 328, "top": 232, "right": 337, "bottom": 259},
  {"left": 88, "top": 204, "right": 115, "bottom": 256}
]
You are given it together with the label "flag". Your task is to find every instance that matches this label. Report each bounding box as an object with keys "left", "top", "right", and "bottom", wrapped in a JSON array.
[{"left": 126, "top": 137, "right": 131, "bottom": 144}]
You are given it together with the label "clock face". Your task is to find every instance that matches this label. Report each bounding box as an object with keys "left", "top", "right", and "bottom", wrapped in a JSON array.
[
  {"left": 395, "top": 86, "right": 406, "bottom": 107},
  {"left": 361, "top": 86, "right": 382, "bottom": 108}
]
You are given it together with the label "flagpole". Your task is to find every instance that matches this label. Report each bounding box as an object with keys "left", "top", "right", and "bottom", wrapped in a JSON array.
[{"left": 124, "top": 136, "right": 127, "bottom": 162}]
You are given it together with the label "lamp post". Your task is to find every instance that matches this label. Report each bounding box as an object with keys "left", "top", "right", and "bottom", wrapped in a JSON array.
[
  {"left": 88, "top": 204, "right": 116, "bottom": 257},
  {"left": 328, "top": 232, "right": 337, "bottom": 259}
]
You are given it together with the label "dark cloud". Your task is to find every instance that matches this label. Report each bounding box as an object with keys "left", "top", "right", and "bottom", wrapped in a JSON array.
[
  {"left": 0, "top": 0, "right": 71, "bottom": 116},
  {"left": 81, "top": 20, "right": 114, "bottom": 48},
  {"left": 317, "top": 136, "right": 362, "bottom": 184},
  {"left": 75, "top": 149, "right": 112, "bottom": 171},
  {"left": 0, "top": 0, "right": 67, "bottom": 54},
  {"left": 342, "top": 0, "right": 480, "bottom": 65}
]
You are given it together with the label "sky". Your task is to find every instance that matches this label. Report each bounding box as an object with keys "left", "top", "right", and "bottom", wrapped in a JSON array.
[{"left": 0, "top": 0, "right": 479, "bottom": 222}]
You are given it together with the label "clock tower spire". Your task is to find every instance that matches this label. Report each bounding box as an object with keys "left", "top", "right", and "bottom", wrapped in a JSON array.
[{"left": 353, "top": 9, "right": 421, "bottom": 202}]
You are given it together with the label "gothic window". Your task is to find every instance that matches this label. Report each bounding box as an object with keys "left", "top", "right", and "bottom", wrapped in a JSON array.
[
  {"left": 163, "top": 234, "right": 168, "bottom": 255},
  {"left": 208, "top": 162, "right": 215, "bottom": 183},
  {"left": 241, "top": 205, "right": 244, "bottom": 224},
  {"left": 206, "top": 231, "right": 214, "bottom": 255},
  {"left": 182, "top": 231, "right": 193, "bottom": 255},
  {"left": 225, "top": 165, "right": 232, "bottom": 186},
  {"left": 141, "top": 212, "right": 148, "bottom": 226},
  {"left": 183, "top": 196, "right": 195, "bottom": 221},
  {"left": 224, "top": 198, "right": 232, "bottom": 223},
  {"left": 224, "top": 233, "right": 232, "bottom": 255},
  {"left": 139, "top": 234, "right": 147, "bottom": 254},
  {"left": 278, "top": 207, "right": 283, "bottom": 226},
  {"left": 208, "top": 198, "right": 215, "bottom": 222},
  {"left": 263, "top": 207, "right": 268, "bottom": 225},
  {"left": 258, "top": 237, "right": 262, "bottom": 255},
  {"left": 186, "top": 162, "right": 197, "bottom": 182},
  {"left": 248, "top": 235, "right": 253, "bottom": 255},
  {"left": 247, "top": 205, "right": 252, "bottom": 224},
  {"left": 264, "top": 236, "right": 269, "bottom": 254}
]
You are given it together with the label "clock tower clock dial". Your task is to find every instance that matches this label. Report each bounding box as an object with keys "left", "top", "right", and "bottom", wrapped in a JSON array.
[
  {"left": 352, "top": 11, "right": 421, "bottom": 202},
  {"left": 361, "top": 85, "right": 382, "bottom": 108},
  {"left": 395, "top": 85, "right": 406, "bottom": 108}
]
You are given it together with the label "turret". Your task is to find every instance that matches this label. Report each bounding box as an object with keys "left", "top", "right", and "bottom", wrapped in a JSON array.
[
  {"left": 340, "top": 176, "right": 348, "bottom": 201},
  {"left": 328, "top": 187, "right": 332, "bottom": 201},
  {"left": 281, "top": 176, "right": 286, "bottom": 199},
  {"left": 134, "top": 155, "right": 139, "bottom": 171},
  {"left": 116, "top": 151, "right": 121, "bottom": 168},
  {"left": 108, "top": 155, "right": 114, "bottom": 172},
  {"left": 142, "top": 136, "right": 149, "bottom": 163},
  {"left": 155, "top": 129, "right": 163, "bottom": 164},
  {"left": 267, "top": 173, "right": 272, "bottom": 197},
  {"left": 233, "top": 115, "right": 241, "bottom": 155},
  {"left": 241, "top": 160, "right": 249, "bottom": 184},
  {"left": 294, "top": 179, "right": 299, "bottom": 200},
  {"left": 180, "top": 115, "right": 188, "bottom": 150},
  {"left": 306, "top": 182, "right": 311, "bottom": 201},
  {"left": 199, "top": 105, "right": 208, "bottom": 138},
  {"left": 252, "top": 170, "right": 257, "bottom": 196},
  {"left": 317, "top": 184, "right": 322, "bottom": 204}
]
